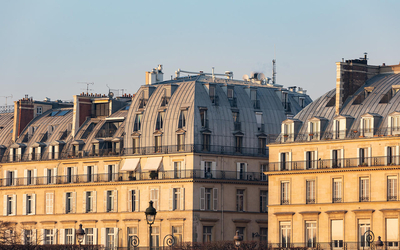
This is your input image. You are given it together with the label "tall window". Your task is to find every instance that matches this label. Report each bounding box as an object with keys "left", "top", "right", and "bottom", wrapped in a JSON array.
[
  {"left": 359, "top": 177, "right": 369, "bottom": 202},
  {"left": 256, "top": 112, "right": 263, "bottom": 131},
  {"left": 134, "top": 114, "right": 142, "bottom": 131},
  {"left": 332, "top": 149, "right": 340, "bottom": 168},
  {"left": 280, "top": 222, "right": 291, "bottom": 248},
  {"left": 331, "top": 220, "right": 343, "bottom": 248},
  {"left": 132, "top": 138, "right": 139, "bottom": 154},
  {"left": 236, "top": 189, "right": 244, "bottom": 212},
  {"left": 200, "top": 109, "right": 207, "bottom": 128},
  {"left": 202, "top": 134, "right": 210, "bottom": 151},
  {"left": 306, "top": 151, "right": 316, "bottom": 169},
  {"left": 127, "top": 227, "right": 137, "bottom": 247},
  {"left": 150, "top": 188, "right": 159, "bottom": 210},
  {"left": 178, "top": 110, "right": 187, "bottom": 128},
  {"left": 205, "top": 188, "right": 212, "bottom": 211},
  {"left": 359, "top": 220, "right": 371, "bottom": 248},
  {"left": 260, "top": 228, "right": 268, "bottom": 242},
  {"left": 106, "top": 228, "right": 115, "bottom": 248},
  {"left": 173, "top": 188, "right": 181, "bottom": 211},
  {"left": 6, "top": 170, "right": 15, "bottom": 186},
  {"left": 235, "top": 136, "right": 243, "bottom": 153},
  {"left": 305, "top": 221, "right": 317, "bottom": 247},
  {"left": 236, "top": 227, "right": 245, "bottom": 240},
  {"left": 66, "top": 192, "right": 73, "bottom": 213},
  {"left": 36, "top": 106, "right": 43, "bottom": 115},
  {"left": 333, "top": 179, "right": 342, "bottom": 203},
  {"left": 156, "top": 112, "right": 164, "bottom": 130},
  {"left": 107, "top": 165, "right": 115, "bottom": 182},
  {"left": 359, "top": 148, "right": 368, "bottom": 166},
  {"left": 203, "top": 226, "right": 212, "bottom": 243},
  {"left": 281, "top": 181, "right": 289, "bottom": 205},
  {"left": 154, "top": 136, "right": 162, "bottom": 153},
  {"left": 25, "top": 194, "right": 35, "bottom": 215},
  {"left": 237, "top": 163, "right": 246, "bottom": 180},
  {"left": 85, "top": 228, "right": 94, "bottom": 245},
  {"left": 86, "top": 191, "right": 93, "bottom": 213},
  {"left": 129, "top": 190, "right": 136, "bottom": 212},
  {"left": 306, "top": 180, "right": 316, "bottom": 204},
  {"left": 86, "top": 166, "right": 94, "bottom": 182},
  {"left": 258, "top": 138, "right": 266, "bottom": 155},
  {"left": 24, "top": 230, "right": 33, "bottom": 245},
  {"left": 260, "top": 164, "right": 267, "bottom": 181},
  {"left": 260, "top": 190, "right": 268, "bottom": 212},
  {"left": 177, "top": 134, "right": 185, "bottom": 151},
  {"left": 151, "top": 226, "right": 160, "bottom": 248},
  {"left": 174, "top": 161, "right": 182, "bottom": 178},
  {"left": 106, "top": 191, "right": 114, "bottom": 212},
  {"left": 387, "top": 146, "right": 396, "bottom": 165},
  {"left": 388, "top": 176, "right": 398, "bottom": 201},
  {"left": 65, "top": 228, "right": 74, "bottom": 244},
  {"left": 26, "top": 170, "right": 33, "bottom": 185},
  {"left": 172, "top": 226, "right": 183, "bottom": 245},
  {"left": 44, "top": 229, "right": 54, "bottom": 245},
  {"left": 46, "top": 169, "right": 53, "bottom": 184},
  {"left": 46, "top": 193, "right": 53, "bottom": 214},
  {"left": 66, "top": 167, "right": 73, "bottom": 183},
  {"left": 280, "top": 153, "right": 288, "bottom": 170},
  {"left": 387, "top": 218, "right": 399, "bottom": 248}
]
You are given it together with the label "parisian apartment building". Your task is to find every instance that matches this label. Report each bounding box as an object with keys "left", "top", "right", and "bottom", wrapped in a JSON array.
[{"left": 0, "top": 66, "right": 310, "bottom": 248}]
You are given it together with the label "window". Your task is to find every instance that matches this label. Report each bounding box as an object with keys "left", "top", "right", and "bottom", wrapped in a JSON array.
[
  {"left": 65, "top": 192, "right": 74, "bottom": 213},
  {"left": 46, "top": 193, "right": 53, "bottom": 214},
  {"left": 154, "top": 136, "right": 162, "bottom": 153},
  {"left": 280, "top": 152, "right": 289, "bottom": 170},
  {"left": 177, "top": 134, "right": 185, "bottom": 151},
  {"left": 361, "top": 117, "right": 373, "bottom": 135},
  {"left": 127, "top": 227, "right": 137, "bottom": 247},
  {"left": 151, "top": 226, "right": 160, "bottom": 248},
  {"left": 65, "top": 228, "right": 74, "bottom": 244},
  {"left": 260, "top": 190, "right": 268, "bottom": 212},
  {"left": 237, "top": 162, "right": 247, "bottom": 180},
  {"left": 308, "top": 121, "right": 318, "bottom": 140},
  {"left": 129, "top": 190, "right": 137, "bottom": 212},
  {"left": 227, "top": 88, "right": 234, "bottom": 99},
  {"left": 235, "top": 136, "right": 243, "bottom": 153},
  {"left": 134, "top": 114, "right": 142, "bottom": 131},
  {"left": 106, "top": 190, "right": 115, "bottom": 212},
  {"left": 107, "top": 165, "right": 115, "bottom": 182},
  {"left": 205, "top": 188, "right": 212, "bottom": 210},
  {"left": 66, "top": 167, "right": 74, "bottom": 183},
  {"left": 4, "top": 194, "right": 16, "bottom": 216},
  {"left": 106, "top": 228, "right": 115, "bottom": 248},
  {"left": 305, "top": 151, "right": 317, "bottom": 169},
  {"left": 85, "top": 228, "right": 94, "bottom": 245},
  {"left": 236, "top": 189, "right": 244, "bottom": 212},
  {"left": 178, "top": 110, "right": 187, "bottom": 128},
  {"left": 258, "top": 138, "right": 267, "bottom": 155},
  {"left": 44, "top": 229, "right": 55, "bottom": 245},
  {"left": 24, "top": 229, "right": 33, "bottom": 245},
  {"left": 388, "top": 176, "right": 398, "bottom": 201},
  {"left": 306, "top": 180, "right": 316, "bottom": 204},
  {"left": 305, "top": 221, "right": 317, "bottom": 248},
  {"left": 36, "top": 106, "right": 42, "bottom": 116},
  {"left": 25, "top": 170, "right": 33, "bottom": 185},
  {"left": 150, "top": 188, "right": 159, "bottom": 210},
  {"left": 281, "top": 181, "right": 289, "bottom": 205},
  {"left": 86, "top": 166, "right": 94, "bottom": 182},
  {"left": 332, "top": 149, "right": 341, "bottom": 168},
  {"left": 256, "top": 112, "right": 263, "bottom": 131},
  {"left": 260, "top": 228, "right": 268, "bottom": 242},
  {"left": 46, "top": 168, "right": 54, "bottom": 184},
  {"left": 390, "top": 114, "right": 400, "bottom": 135},
  {"left": 172, "top": 226, "right": 183, "bottom": 245},
  {"left": 5, "top": 170, "right": 16, "bottom": 186},
  {"left": 358, "top": 148, "right": 369, "bottom": 166},
  {"left": 173, "top": 188, "right": 181, "bottom": 211},
  {"left": 200, "top": 187, "right": 218, "bottom": 211},
  {"left": 156, "top": 112, "right": 164, "bottom": 130},
  {"left": 174, "top": 162, "right": 182, "bottom": 178},
  {"left": 260, "top": 164, "right": 267, "bottom": 181},
  {"left": 387, "top": 146, "right": 396, "bottom": 165},
  {"left": 202, "top": 134, "right": 210, "bottom": 151},
  {"left": 360, "top": 177, "right": 369, "bottom": 202},
  {"left": 23, "top": 194, "right": 35, "bottom": 215},
  {"left": 359, "top": 220, "right": 371, "bottom": 248},
  {"left": 85, "top": 191, "right": 94, "bottom": 213},
  {"left": 132, "top": 138, "right": 140, "bottom": 154},
  {"left": 236, "top": 227, "right": 245, "bottom": 241},
  {"left": 333, "top": 179, "right": 342, "bottom": 203},
  {"left": 203, "top": 226, "right": 212, "bottom": 243},
  {"left": 331, "top": 220, "right": 343, "bottom": 249},
  {"left": 387, "top": 218, "right": 399, "bottom": 248},
  {"left": 280, "top": 222, "right": 291, "bottom": 248},
  {"left": 200, "top": 109, "right": 207, "bottom": 128}
]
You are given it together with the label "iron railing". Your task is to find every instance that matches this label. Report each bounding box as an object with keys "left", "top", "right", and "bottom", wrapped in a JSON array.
[
  {"left": 0, "top": 105, "right": 14, "bottom": 113},
  {"left": 228, "top": 97, "right": 237, "bottom": 107},
  {"left": 252, "top": 100, "right": 260, "bottom": 109}
]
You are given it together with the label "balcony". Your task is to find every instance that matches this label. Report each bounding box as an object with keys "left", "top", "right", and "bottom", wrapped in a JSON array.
[
  {"left": 0, "top": 170, "right": 266, "bottom": 188},
  {"left": 265, "top": 155, "right": 400, "bottom": 172},
  {"left": 332, "top": 197, "right": 342, "bottom": 203},
  {"left": 388, "top": 195, "right": 397, "bottom": 201}
]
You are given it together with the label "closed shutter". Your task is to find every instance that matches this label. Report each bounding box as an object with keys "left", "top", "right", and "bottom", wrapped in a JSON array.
[
  {"left": 113, "top": 228, "right": 119, "bottom": 248},
  {"left": 41, "top": 229, "right": 45, "bottom": 244},
  {"left": 12, "top": 194, "right": 16, "bottom": 215},
  {"left": 32, "top": 193, "right": 36, "bottom": 215},
  {"left": 60, "top": 229, "right": 65, "bottom": 244},
  {"left": 14, "top": 170, "right": 17, "bottom": 185},
  {"left": 54, "top": 229, "right": 58, "bottom": 244},
  {"left": 44, "top": 168, "right": 48, "bottom": 184},
  {"left": 104, "top": 191, "right": 107, "bottom": 212},
  {"left": 83, "top": 191, "right": 87, "bottom": 213},
  {"left": 94, "top": 165, "right": 98, "bottom": 181},
  {"left": 73, "top": 167, "right": 78, "bottom": 182},
  {"left": 53, "top": 168, "right": 57, "bottom": 184},
  {"left": 72, "top": 228, "right": 76, "bottom": 245},
  {"left": 101, "top": 228, "right": 106, "bottom": 246},
  {"left": 180, "top": 188, "right": 185, "bottom": 210},
  {"left": 213, "top": 188, "right": 218, "bottom": 211},
  {"left": 128, "top": 190, "right": 132, "bottom": 212},
  {"left": 23, "top": 194, "right": 27, "bottom": 215},
  {"left": 201, "top": 161, "right": 205, "bottom": 178},
  {"left": 93, "top": 191, "right": 97, "bottom": 213},
  {"left": 135, "top": 189, "right": 140, "bottom": 212},
  {"left": 46, "top": 193, "right": 53, "bottom": 214},
  {"left": 3, "top": 195, "right": 6, "bottom": 216},
  {"left": 211, "top": 162, "right": 216, "bottom": 178},
  {"left": 93, "top": 228, "right": 98, "bottom": 245},
  {"left": 33, "top": 169, "right": 37, "bottom": 184},
  {"left": 72, "top": 192, "right": 77, "bottom": 213},
  {"left": 236, "top": 162, "right": 241, "bottom": 179},
  {"left": 169, "top": 188, "right": 173, "bottom": 211},
  {"left": 113, "top": 190, "right": 118, "bottom": 212},
  {"left": 24, "top": 170, "right": 28, "bottom": 185},
  {"left": 63, "top": 193, "right": 66, "bottom": 213},
  {"left": 200, "top": 187, "right": 205, "bottom": 210},
  {"left": 21, "top": 229, "right": 25, "bottom": 245}
]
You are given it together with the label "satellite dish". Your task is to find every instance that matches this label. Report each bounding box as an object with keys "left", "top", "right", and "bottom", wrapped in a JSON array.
[
  {"left": 250, "top": 72, "right": 256, "bottom": 78},
  {"left": 109, "top": 92, "right": 114, "bottom": 98},
  {"left": 242, "top": 74, "right": 249, "bottom": 81},
  {"left": 258, "top": 73, "right": 265, "bottom": 80}
]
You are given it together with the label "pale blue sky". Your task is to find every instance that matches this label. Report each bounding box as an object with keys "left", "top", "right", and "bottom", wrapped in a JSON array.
[{"left": 1, "top": 0, "right": 399, "bottom": 104}]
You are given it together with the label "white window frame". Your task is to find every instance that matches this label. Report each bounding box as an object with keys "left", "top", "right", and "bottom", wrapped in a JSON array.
[
  {"left": 388, "top": 176, "right": 398, "bottom": 201},
  {"left": 306, "top": 180, "right": 316, "bottom": 204},
  {"left": 281, "top": 181, "right": 290, "bottom": 205},
  {"left": 305, "top": 221, "right": 317, "bottom": 248},
  {"left": 280, "top": 222, "right": 291, "bottom": 248},
  {"left": 360, "top": 177, "right": 370, "bottom": 202},
  {"left": 333, "top": 178, "right": 342, "bottom": 203}
]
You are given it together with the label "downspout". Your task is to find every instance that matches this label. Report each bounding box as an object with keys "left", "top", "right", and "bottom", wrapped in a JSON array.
[{"left": 221, "top": 182, "right": 224, "bottom": 241}]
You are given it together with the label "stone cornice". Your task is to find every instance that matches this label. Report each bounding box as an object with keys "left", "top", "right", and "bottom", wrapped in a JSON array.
[{"left": 267, "top": 166, "right": 400, "bottom": 176}]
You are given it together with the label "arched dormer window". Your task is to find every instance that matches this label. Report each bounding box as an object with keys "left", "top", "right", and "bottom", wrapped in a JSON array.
[
  {"left": 280, "top": 119, "right": 302, "bottom": 142},
  {"left": 307, "top": 117, "right": 328, "bottom": 141}
]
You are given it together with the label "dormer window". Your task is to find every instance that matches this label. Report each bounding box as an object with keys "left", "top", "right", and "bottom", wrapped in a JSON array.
[
  {"left": 134, "top": 114, "right": 142, "bottom": 131},
  {"left": 388, "top": 112, "right": 400, "bottom": 136},
  {"left": 156, "top": 112, "right": 164, "bottom": 130},
  {"left": 227, "top": 87, "right": 237, "bottom": 107},
  {"left": 281, "top": 119, "right": 302, "bottom": 143},
  {"left": 200, "top": 109, "right": 208, "bottom": 129},
  {"left": 251, "top": 89, "right": 260, "bottom": 109},
  {"left": 178, "top": 110, "right": 187, "bottom": 129},
  {"left": 255, "top": 112, "right": 264, "bottom": 132},
  {"left": 160, "top": 89, "right": 170, "bottom": 107},
  {"left": 307, "top": 117, "right": 328, "bottom": 141},
  {"left": 360, "top": 113, "right": 381, "bottom": 137},
  {"left": 332, "top": 116, "right": 353, "bottom": 139},
  {"left": 36, "top": 106, "right": 42, "bottom": 116},
  {"left": 209, "top": 86, "right": 218, "bottom": 106},
  {"left": 233, "top": 112, "right": 241, "bottom": 131}
]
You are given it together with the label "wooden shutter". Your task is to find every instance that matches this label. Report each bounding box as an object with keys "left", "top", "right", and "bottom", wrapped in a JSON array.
[
  {"left": 60, "top": 229, "right": 65, "bottom": 245},
  {"left": 12, "top": 194, "right": 16, "bottom": 215},
  {"left": 24, "top": 170, "right": 28, "bottom": 185},
  {"left": 73, "top": 167, "right": 78, "bottom": 182},
  {"left": 3, "top": 195, "right": 6, "bottom": 216},
  {"left": 135, "top": 189, "right": 140, "bottom": 212},
  {"left": 93, "top": 228, "right": 98, "bottom": 245},
  {"left": 54, "top": 229, "right": 58, "bottom": 244},
  {"left": 32, "top": 193, "right": 36, "bottom": 215},
  {"left": 113, "top": 228, "right": 119, "bottom": 248},
  {"left": 32, "top": 229, "right": 36, "bottom": 244},
  {"left": 72, "top": 192, "right": 77, "bottom": 213},
  {"left": 72, "top": 228, "right": 76, "bottom": 245},
  {"left": 201, "top": 161, "right": 205, "bottom": 178},
  {"left": 21, "top": 229, "right": 25, "bottom": 245},
  {"left": 41, "top": 229, "right": 45, "bottom": 244},
  {"left": 200, "top": 187, "right": 205, "bottom": 210},
  {"left": 23, "top": 194, "right": 27, "bottom": 215},
  {"left": 236, "top": 162, "right": 241, "bottom": 179},
  {"left": 104, "top": 191, "right": 107, "bottom": 212},
  {"left": 169, "top": 188, "right": 173, "bottom": 211},
  {"left": 101, "top": 228, "right": 106, "bottom": 246},
  {"left": 128, "top": 190, "right": 132, "bottom": 212},
  {"left": 113, "top": 190, "right": 118, "bottom": 212},
  {"left": 63, "top": 193, "right": 66, "bottom": 214},
  {"left": 213, "top": 188, "right": 218, "bottom": 211},
  {"left": 33, "top": 169, "right": 37, "bottom": 184},
  {"left": 53, "top": 168, "right": 57, "bottom": 184},
  {"left": 180, "top": 188, "right": 185, "bottom": 210},
  {"left": 44, "top": 168, "right": 48, "bottom": 184},
  {"left": 93, "top": 191, "right": 97, "bottom": 213},
  {"left": 211, "top": 162, "right": 216, "bottom": 178},
  {"left": 83, "top": 191, "right": 87, "bottom": 213}
]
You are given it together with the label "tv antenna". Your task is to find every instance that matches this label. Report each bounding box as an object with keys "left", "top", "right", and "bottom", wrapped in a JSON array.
[
  {"left": 0, "top": 94, "right": 13, "bottom": 106},
  {"left": 78, "top": 82, "right": 94, "bottom": 94},
  {"left": 272, "top": 45, "right": 276, "bottom": 85},
  {"left": 106, "top": 84, "right": 127, "bottom": 97}
]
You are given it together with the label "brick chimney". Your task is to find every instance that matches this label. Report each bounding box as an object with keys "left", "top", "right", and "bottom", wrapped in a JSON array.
[
  {"left": 72, "top": 95, "right": 93, "bottom": 138},
  {"left": 12, "top": 95, "right": 34, "bottom": 141}
]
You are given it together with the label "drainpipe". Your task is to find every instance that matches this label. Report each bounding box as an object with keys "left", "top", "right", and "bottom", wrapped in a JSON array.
[{"left": 221, "top": 182, "right": 224, "bottom": 241}]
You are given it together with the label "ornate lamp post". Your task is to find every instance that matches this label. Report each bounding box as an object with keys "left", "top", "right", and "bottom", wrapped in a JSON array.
[
  {"left": 234, "top": 230, "right": 243, "bottom": 249},
  {"left": 145, "top": 201, "right": 157, "bottom": 249},
  {"left": 76, "top": 224, "right": 85, "bottom": 246},
  {"left": 375, "top": 236, "right": 384, "bottom": 250}
]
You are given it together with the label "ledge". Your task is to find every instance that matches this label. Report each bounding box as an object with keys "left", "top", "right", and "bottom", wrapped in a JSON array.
[
  {"left": 60, "top": 220, "right": 77, "bottom": 224},
  {"left": 273, "top": 212, "right": 295, "bottom": 216},
  {"left": 299, "top": 211, "right": 321, "bottom": 215},
  {"left": 122, "top": 219, "right": 141, "bottom": 222},
  {"left": 80, "top": 220, "right": 98, "bottom": 223},
  {"left": 255, "top": 219, "right": 268, "bottom": 224},
  {"left": 232, "top": 219, "right": 251, "bottom": 224},
  {"left": 167, "top": 218, "right": 186, "bottom": 221},
  {"left": 21, "top": 221, "right": 37, "bottom": 225},
  {"left": 325, "top": 210, "right": 347, "bottom": 214},
  {"left": 101, "top": 219, "right": 119, "bottom": 223},
  {"left": 199, "top": 218, "right": 219, "bottom": 223},
  {"left": 352, "top": 209, "right": 375, "bottom": 213},
  {"left": 380, "top": 208, "right": 400, "bottom": 212},
  {"left": 40, "top": 221, "right": 57, "bottom": 224}
]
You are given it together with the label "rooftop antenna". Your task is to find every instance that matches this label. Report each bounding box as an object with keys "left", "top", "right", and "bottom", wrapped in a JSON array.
[
  {"left": 0, "top": 94, "right": 13, "bottom": 106},
  {"left": 272, "top": 45, "right": 276, "bottom": 85},
  {"left": 78, "top": 82, "right": 94, "bottom": 94}
]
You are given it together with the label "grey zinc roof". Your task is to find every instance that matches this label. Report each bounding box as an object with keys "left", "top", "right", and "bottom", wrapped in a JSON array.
[{"left": 0, "top": 113, "right": 14, "bottom": 147}]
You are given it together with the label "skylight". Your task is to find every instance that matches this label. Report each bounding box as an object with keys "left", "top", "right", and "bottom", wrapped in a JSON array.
[
  {"left": 57, "top": 110, "right": 70, "bottom": 116},
  {"left": 50, "top": 111, "right": 59, "bottom": 116}
]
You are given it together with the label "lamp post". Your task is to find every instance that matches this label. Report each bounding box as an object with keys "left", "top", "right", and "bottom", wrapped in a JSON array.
[
  {"left": 76, "top": 224, "right": 85, "bottom": 247},
  {"left": 234, "top": 230, "right": 243, "bottom": 249},
  {"left": 375, "top": 236, "right": 384, "bottom": 250},
  {"left": 145, "top": 201, "right": 157, "bottom": 249}
]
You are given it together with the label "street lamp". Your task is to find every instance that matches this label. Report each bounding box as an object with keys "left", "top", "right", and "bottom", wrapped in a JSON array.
[
  {"left": 234, "top": 230, "right": 243, "bottom": 249},
  {"left": 145, "top": 201, "right": 157, "bottom": 249},
  {"left": 375, "top": 236, "right": 384, "bottom": 250},
  {"left": 76, "top": 224, "right": 85, "bottom": 246}
]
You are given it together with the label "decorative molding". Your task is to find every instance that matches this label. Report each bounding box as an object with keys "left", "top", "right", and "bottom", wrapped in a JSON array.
[
  {"left": 352, "top": 209, "right": 375, "bottom": 213},
  {"left": 274, "top": 212, "right": 295, "bottom": 216},
  {"left": 255, "top": 219, "right": 268, "bottom": 224},
  {"left": 325, "top": 210, "right": 347, "bottom": 214},
  {"left": 299, "top": 211, "right": 321, "bottom": 215},
  {"left": 232, "top": 219, "right": 251, "bottom": 223},
  {"left": 199, "top": 218, "right": 219, "bottom": 222}
]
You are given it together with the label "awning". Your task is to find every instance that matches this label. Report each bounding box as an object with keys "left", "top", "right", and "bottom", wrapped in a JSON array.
[
  {"left": 120, "top": 158, "right": 140, "bottom": 171},
  {"left": 142, "top": 157, "right": 163, "bottom": 171}
]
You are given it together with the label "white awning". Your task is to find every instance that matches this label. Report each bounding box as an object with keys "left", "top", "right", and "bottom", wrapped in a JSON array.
[
  {"left": 120, "top": 158, "right": 140, "bottom": 171},
  {"left": 142, "top": 157, "right": 163, "bottom": 171}
]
